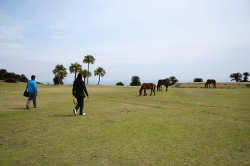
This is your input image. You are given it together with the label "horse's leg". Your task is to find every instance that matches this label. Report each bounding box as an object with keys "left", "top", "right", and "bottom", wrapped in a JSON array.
[{"left": 144, "top": 89, "right": 147, "bottom": 96}]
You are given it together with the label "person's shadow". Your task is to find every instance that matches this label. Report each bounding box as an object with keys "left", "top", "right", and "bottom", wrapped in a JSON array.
[{"left": 54, "top": 115, "right": 75, "bottom": 117}]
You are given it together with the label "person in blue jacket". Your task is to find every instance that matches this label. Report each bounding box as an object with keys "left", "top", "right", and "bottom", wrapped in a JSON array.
[{"left": 26, "top": 75, "right": 38, "bottom": 109}]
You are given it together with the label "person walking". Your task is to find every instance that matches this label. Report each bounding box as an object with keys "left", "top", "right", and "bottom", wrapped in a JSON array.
[
  {"left": 26, "top": 75, "right": 38, "bottom": 109},
  {"left": 72, "top": 73, "right": 89, "bottom": 116}
]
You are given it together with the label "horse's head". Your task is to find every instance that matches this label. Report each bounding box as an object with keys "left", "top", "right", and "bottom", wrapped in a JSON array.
[{"left": 139, "top": 89, "right": 142, "bottom": 96}]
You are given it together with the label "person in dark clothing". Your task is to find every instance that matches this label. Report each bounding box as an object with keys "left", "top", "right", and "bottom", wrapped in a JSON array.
[{"left": 72, "top": 73, "right": 89, "bottom": 116}]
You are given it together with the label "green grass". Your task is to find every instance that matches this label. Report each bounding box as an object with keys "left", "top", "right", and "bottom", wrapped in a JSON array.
[{"left": 0, "top": 81, "right": 250, "bottom": 165}]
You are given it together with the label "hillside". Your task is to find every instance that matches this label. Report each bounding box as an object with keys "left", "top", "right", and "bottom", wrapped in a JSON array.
[{"left": 173, "top": 82, "right": 250, "bottom": 89}]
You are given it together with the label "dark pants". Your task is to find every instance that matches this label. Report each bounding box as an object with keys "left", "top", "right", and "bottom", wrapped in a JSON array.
[
  {"left": 26, "top": 92, "right": 37, "bottom": 108},
  {"left": 75, "top": 97, "right": 84, "bottom": 115}
]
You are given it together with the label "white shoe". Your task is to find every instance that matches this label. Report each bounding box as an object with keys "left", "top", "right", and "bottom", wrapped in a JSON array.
[
  {"left": 80, "top": 113, "right": 86, "bottom": 116},
  {"left": 73, "top": 109, "right": 76, "bottom": 115}
]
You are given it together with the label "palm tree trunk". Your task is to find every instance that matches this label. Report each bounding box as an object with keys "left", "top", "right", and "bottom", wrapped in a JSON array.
[
  {"left": 87, "top": 63, "right": 89, "bottom": 84},
  {"left": 98, "top": 75, "right": 100, "bottom": 85}
]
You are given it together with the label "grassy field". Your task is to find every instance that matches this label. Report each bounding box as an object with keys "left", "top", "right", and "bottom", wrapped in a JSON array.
[{"left": 0, "top": 81, "right": 250, "bottom": 165}]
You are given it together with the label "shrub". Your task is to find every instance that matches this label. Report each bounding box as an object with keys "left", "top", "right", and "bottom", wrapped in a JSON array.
[
  {"left": 116, "top": 82, "right": 124, "bottom": 86},
  {"left": 53, "top": 76, "right": 59, "bottom": 85},
  {"left": 5, "top": 78, "right": 17, "bottom": 83},
  {"left": 19, "top": 74, "right": 28, "bottom": 82},
  {"left": 193, "top": 78, "right": 203, "bottom": 82},
  {"left": 5, "top": 72, "right": 17, "bottom": 83}
]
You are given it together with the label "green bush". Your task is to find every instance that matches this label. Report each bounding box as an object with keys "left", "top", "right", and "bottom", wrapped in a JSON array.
[
  {"left": 116, "top": 82, "right": 124, "bottom": 86},
  {"left": 193, "top": 78, "right": 203, "bottom": 82}
]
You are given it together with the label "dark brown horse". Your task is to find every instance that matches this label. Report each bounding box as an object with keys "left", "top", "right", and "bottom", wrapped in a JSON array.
[
  {"left": 157, "top": 79, "right": 169, "bottom": 91},
  {"left": 205, "top": 79, "right": 216, "bottom": 88},
  {"left": 139, "top": 83, "right": 156, "bottom": 96}
]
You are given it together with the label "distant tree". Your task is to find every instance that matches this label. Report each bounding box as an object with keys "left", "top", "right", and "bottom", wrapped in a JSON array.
[
  {"left": 52, "top": 64, "right": 68, "bottom": 85},
  {"left": 193, "top": 78, "right": 203, "bottom": 82},
  {"left": 69, "top": 62, "right": 82, "bottom": 80},
  {"left": 0, "top": 69, "right": 7, "bottom": 80},
  {"left": 94, "top": 67, "right": 106, "bottom": 85},
  {"left": 5, "top": 72, "right": 17, "bottom": 83},
  {"left": 19, "top": 74, "right": 28, "bottom": 82},
  {"left": 230, "top": 72, "right": 242, "bottom": 82},
  {"left": 79, "top": 69, "right": 91, "bottom": 83},
  {"left": 116, "top": 82, "right": 124, "bottom": 86},
  {"left": 83, "top": 55, "right": 96, "bottom": 84},
  {"left": 169, "top": 76, "right": 178, "bottom": 85},
  {"left": 242, "top": 72, "right": 249, "bottom": 82},
  {"left": 130, "top": 76, "right": 141, "bottom": 86}
]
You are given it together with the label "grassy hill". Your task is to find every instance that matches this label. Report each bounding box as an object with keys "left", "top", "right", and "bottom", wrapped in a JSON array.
[
  {"left": 0, "top": 81, "right": 250, "bottom": 165},
  {"left": 173, "top": 82, "right": 250, "bottom": 89}
]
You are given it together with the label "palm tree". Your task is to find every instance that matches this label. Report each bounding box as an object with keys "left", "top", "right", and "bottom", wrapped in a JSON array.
[
  {"left": 229, "top": 72, "right": 242, "bottom": 82},
  {"left": 83, "top": 55, "right": 96, "bottom": 84},
  {"left": 58, "top": 70, "right": 67, "bottom": 85},
  {"left": 94, "top": 67, "right": 106, "bottom": 85},
  {"left": 79, "top": 69, "right": 92, "bottom": 83},
  {"left": 69, "top": 62, "right": 82, "bottom": 80},
  {"left": 242, "top": 72, "right": 249, "bottom": 82},
  {"left": 52, "top": 64, "right": 68, "bottom": 85}
]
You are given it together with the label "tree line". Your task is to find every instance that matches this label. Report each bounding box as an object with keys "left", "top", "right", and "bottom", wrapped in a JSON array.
[
  {"left": 128, "top": 76, "right": 178, "bottom": 86},
  {"left": 52, "top": 55, "right": 106, "bottom": 85},
  {"left": 1, "top": 64, "right": 248, "bottom": 85},
  {"left": 0, "top": 69, "right": 28, "bottom": 83},
  {"left": 193, "top": 72, "right": 249, "bottom": 82}
]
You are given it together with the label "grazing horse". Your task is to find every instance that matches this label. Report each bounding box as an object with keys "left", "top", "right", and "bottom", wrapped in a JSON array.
[
  {"left": 205, "top": 79, "right": 216, "bottom": 88},
  {"left": 157, "top": 79, "right": 169, "bottom": 91},
  {"left": 139, "top": 83, "right": 156, "bottom": 96}
]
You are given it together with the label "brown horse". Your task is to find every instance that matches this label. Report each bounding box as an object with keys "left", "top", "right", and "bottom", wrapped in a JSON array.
[
  {"left": 205, "top": 79, "right": 216, "bottom": 88},
  {"left": 139, "top": 83, "right": 156, "bottom": 96},
  {"left": 157, "top": 79, "right": 169, "bottom": 91}
]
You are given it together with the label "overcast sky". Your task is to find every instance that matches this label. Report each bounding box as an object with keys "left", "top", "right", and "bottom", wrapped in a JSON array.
[{"left": 0, "top": 0, "right": 249, "bottom": 85}]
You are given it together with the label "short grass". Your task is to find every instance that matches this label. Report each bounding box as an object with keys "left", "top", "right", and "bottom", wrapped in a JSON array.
[{"left": 0, "top": 81, "right": 250, "bottom": 165}]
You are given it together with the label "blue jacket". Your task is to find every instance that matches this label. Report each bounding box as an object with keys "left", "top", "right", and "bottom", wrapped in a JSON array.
[{"left": 27, "top": 80, "right": 38, "bottom": 93}]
